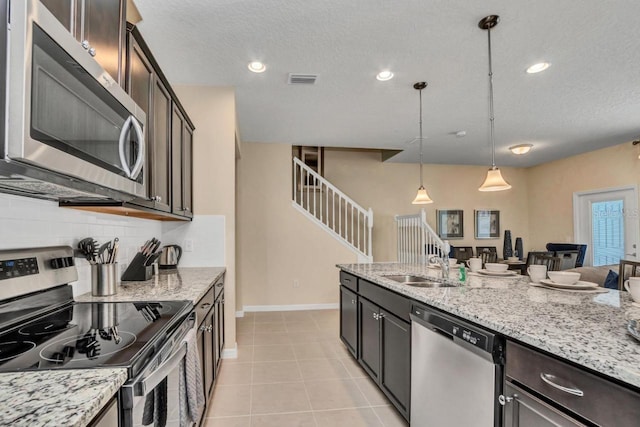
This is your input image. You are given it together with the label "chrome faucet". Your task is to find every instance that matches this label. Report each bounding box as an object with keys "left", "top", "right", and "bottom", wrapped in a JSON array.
[{"left": 429, "top": 254, "right": 450, "bottom": 279}]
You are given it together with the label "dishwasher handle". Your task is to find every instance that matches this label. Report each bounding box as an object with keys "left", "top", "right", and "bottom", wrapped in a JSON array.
[{"left": 411, "top": 304, "right": 504, "bottom": 363}]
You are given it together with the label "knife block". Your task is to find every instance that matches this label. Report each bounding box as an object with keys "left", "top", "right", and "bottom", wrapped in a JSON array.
[{"left": 121, "top": 253, "right": 153, "bottom": 282}]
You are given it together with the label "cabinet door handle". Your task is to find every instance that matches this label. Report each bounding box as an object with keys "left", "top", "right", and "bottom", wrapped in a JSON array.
[
  {"left": 207, "top": 325, "right": 213, "bottom": 333},
  {"left": 351, "top": 299, "right": 356, "bottom": 304},
  {"left": 199, "top": 325, "right": 207, "bottom": 332},
  {"left": 216, "top": 282, "right": 223, "bottom": 287},
  {"left": 200, "top": 302, "right": 211, "bottom": 309},
  {"left": 540, "top": 373, "right": 584, "bottom": 397},
  {"left": 88, "top": 47, "right": 96, "bottom": 57},
  {"left": 372, "top": 313, "right": 379, "bottom": 320},
  {"left": 498, "top": 394, "right": 515, "bottom": 406},
  {"left": 81, "top": 40, "right": 90, "bottom": 50},
  {"left": 378, "top": 313, "right": 386, "bottom": 319}
]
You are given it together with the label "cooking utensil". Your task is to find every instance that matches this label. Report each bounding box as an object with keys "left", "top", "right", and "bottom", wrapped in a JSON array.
[
  {"left": 108, "top": 238, "right": 119, "bottom": 264},
  {"left": 97, "top": 241, "right": 111, "bottom": 264}
]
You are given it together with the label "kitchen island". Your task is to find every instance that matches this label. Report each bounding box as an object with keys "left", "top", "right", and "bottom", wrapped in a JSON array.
[{"left": 338, "top": 262, "right": 640, "bottom": 389}]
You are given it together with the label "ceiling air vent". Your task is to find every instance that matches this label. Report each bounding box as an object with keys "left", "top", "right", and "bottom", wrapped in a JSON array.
[{"left": 288, "top": 73, "right": 318, "bottom": 85}]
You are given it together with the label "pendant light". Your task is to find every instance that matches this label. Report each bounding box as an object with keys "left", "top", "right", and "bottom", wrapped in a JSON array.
[
  {"left": 478, "top": 15, "right": 512, "bottom": 192},
  {"left": 412, "top": 82, "right": 434, "bottom": 204}
]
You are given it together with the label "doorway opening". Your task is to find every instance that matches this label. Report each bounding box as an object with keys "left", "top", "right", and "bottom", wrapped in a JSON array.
[{"left": 574, "top": 186, "right": 638, "bottom": 267}]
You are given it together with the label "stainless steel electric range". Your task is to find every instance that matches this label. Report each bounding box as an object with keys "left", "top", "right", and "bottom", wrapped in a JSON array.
[{"left": 0, "top": 246, "right": 196, "bottom": 427}]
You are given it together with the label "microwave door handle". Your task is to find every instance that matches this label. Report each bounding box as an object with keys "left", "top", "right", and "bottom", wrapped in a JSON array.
[
  {"left": 128, "top": 118, "right": 145, "bottom": 180},
  {"left": 118, "top": 116, "right": 134, "bottom": 178},
  {"left": 134, "top": 343, "right": 187, "bottom": 396}
]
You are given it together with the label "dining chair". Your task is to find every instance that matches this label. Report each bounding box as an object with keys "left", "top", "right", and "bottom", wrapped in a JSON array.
[
  {"left": 530, "top": 254, "right": 561, "bottom": 272},
  {"left": 452, "top": 246, "right": 474, "bottom": 262},
  {"left": 618, "top": 259, "right": 640, "bottom": 290},
  {"left": 479, "top": 251, "right": 498, "bottom": 266},
  {"left": 555, "top": 250, "right": 579, "bottom": 270},
  {"left": 476, "top": 246, "right": 497, "bottom": 255},
  {"left": 525, "top": 251, "right": 554, "bottom": 267}
]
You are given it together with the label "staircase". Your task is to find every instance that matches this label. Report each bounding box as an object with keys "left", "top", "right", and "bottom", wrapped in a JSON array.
[
  {"left": 292, "top": 157, "right": 373, "bottom": 262},
  {"left": 395, "top": 209, "right": 449, "bottom": 264}
]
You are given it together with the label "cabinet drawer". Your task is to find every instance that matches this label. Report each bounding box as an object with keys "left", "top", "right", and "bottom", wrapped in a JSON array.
[
  {"left": 340, "top": 271, "right": 358, "bottom": 292},
  {"left": 506, "top": 341, "right": 640, "bottom": 427},
  {"left": 214, "top": 276, "right": 224, "bottom": 300},
  {"left": 195, "top": 287, "right": 215, "bottom": 326},
  {"left": 359, "top": 280, "right": 411, "bottom": 322}
]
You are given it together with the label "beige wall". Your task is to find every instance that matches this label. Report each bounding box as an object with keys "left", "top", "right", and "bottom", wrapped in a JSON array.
[
  {"left": 323, "top": 149, "right": 531, "bottom": 261},
  {"left": 527, "top": 142, "right": 640, "bottom": 250},
  {"left": 174, "top": 85, "right": 237, "bottom": 349},
  {"left": 237, "top": 142, "right": 357, "bottom": 309}
]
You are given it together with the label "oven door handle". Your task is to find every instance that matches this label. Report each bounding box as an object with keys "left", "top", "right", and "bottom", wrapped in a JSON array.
[{"left": 134, "top": 343, "right": 187, "bottom": 396}]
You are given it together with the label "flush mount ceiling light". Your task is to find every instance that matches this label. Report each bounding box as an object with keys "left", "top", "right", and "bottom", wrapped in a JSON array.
[
  {"left": 526, "top": 62, "right": 551, "bottom": 74},
  {"left": 478, "top": 15, "right": 512, "bottom": 192},
  {"left": 247, "top": 61, "right": 266, "bottom": 73},
  {"left": 376, "top": 70, "right": 394, "bottom": 81},
  {"left": 411, "top": 82, "right": 434, "bottom": 205},
  {"left": 509, "top": 144, "right": 533, "bottom": 155}
]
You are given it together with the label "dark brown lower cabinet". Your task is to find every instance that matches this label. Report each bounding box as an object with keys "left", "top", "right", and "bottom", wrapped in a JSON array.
[
  {"left": 339, "top": 286, "right": 358, "bottom": 358},
  {"left": 357, "top": 295, "right": 410, "bottom": 420},
  {"left": 380, "top": 308, "right": 411, "bottom": 416},
  {"left": 195, "top": 278, "right": 225, "bottom": 420}
]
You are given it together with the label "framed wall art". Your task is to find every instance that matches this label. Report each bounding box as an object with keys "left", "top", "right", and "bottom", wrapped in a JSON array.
[
  {"left": 436, "top": 210, "right": 464, "bottom": 239},
  {"left": 475, "top": 210, "right": 500, "bottom": 239}
]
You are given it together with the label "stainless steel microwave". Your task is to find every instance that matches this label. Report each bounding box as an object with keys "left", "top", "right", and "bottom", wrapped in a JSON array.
[{"left": 0, "top": 0, "right": 146, "bottom": 200}]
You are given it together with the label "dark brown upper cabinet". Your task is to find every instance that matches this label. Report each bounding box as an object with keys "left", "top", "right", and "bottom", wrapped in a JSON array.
[{"left": 40, "top": 0, "right": 125, "bottom": 85}]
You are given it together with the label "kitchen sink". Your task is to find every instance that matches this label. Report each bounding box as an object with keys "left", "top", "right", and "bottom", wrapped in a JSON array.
[{"left": 382, "top": 274, "right": 457, "bottom": 288}]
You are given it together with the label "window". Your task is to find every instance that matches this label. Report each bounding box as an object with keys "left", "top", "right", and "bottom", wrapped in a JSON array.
[{"left": 591, "top": 200, "right": 624, "bottom": 266}]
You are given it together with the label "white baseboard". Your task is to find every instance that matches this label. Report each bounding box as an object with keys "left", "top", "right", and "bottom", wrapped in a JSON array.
[
  {"left": 221, "top": 343, "right": 238, "bottom": 359},
  {"left": 235, "top": 310, "right": 244, "bottom": 318},
  {"left": 242, "top": 303, "right": 339, "bottom": 312}
]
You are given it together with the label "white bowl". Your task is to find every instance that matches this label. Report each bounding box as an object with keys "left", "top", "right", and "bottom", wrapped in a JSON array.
[
  {"left": 485, "top": 263, "right": 508, "bottom": 272},
  {"left": 547, "top": 271, "right": 581, "bottom": 285}
]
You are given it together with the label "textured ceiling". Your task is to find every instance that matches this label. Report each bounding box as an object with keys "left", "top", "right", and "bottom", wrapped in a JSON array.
[{"left": 134, "top": 0, "right": 640, "bottom": 167}]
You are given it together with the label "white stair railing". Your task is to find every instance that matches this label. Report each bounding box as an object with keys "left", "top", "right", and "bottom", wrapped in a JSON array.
[
  {"left": 292, "top": 157, "right": 373, "bottom": 262},
  {"left": 395, "top": 209, "right": 449, "bottom": 264}
]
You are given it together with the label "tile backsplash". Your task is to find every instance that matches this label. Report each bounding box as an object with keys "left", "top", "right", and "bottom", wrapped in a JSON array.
[{"left": 0, "top": 193, "right": 224, "bottom": 297}]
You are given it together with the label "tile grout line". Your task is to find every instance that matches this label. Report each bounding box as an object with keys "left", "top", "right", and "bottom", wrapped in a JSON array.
[{"left": 293, "top": 329, "right": 320, "bottom": 427}]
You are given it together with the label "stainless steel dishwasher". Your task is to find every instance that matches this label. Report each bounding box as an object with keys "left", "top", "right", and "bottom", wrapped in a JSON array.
[{"left": 410, "top": 304, "right": 505, "bottom": 427}]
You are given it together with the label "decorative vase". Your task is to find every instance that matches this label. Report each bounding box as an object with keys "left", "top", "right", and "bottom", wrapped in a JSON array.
[
  {"left": 515, "top": 237, "right": 524, "bottom": 261},
  {"left": 503, "top": 230, "right": 513, "bottom": 259}
]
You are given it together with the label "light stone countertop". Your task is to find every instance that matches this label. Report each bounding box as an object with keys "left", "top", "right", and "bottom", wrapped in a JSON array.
[
  {"left": 0, "top": 368, "right": 127, "bottom": 427},
  {"left": 338, "top": 262, "right": 640, "bottom": 391},
  {"left": 76, "top": 267, "right": 226, "bottom": 304}
]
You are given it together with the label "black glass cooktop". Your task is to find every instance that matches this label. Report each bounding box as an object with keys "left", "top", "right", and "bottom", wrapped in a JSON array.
[{"left": 0, "top": 300, "right": 190, "bottom": 374}]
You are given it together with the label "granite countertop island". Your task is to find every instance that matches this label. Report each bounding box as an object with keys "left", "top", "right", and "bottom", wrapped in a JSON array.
[
  {"left": 0, "top": 368, "right": 127, "bottom": 427},
  {"left": 76, "top": 267, "right": 226, "bottom": 304},
  {"left": 338, "top": 262, "right": 640, "bottom": 391}
]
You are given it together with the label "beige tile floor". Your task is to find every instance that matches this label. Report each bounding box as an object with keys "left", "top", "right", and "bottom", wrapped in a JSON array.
[{"left": 203, "top": 309, "right": 409, "bottom": 427}]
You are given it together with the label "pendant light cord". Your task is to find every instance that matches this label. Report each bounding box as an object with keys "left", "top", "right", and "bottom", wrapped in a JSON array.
[
  {"left": 419, "top": 87, "right": 424, "bottom": 186},
  {"left": 487, "top": 25, "right": 496, "bottom": 169}
]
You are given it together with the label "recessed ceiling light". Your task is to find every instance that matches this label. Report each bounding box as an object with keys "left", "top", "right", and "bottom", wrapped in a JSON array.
[
  {"left": 376, "top": 70, "right": 394, "bottom": 81},
  {"left": 509, "top": 144, "right": 533, "bottom": 155},
  {"left": 248, "top": 61, "right": 266, "bottom": 73},
  {"left": 526, "top": 62, "right": 551, "bottom": 74}
]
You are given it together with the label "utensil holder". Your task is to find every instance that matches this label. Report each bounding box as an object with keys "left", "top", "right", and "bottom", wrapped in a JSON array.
[{"left": 91, "top": 263, "right": 118, "bottom": 296}]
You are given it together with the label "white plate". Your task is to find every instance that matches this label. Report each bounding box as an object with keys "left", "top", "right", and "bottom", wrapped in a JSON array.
[
  {"left": 539, "top": 279, "right": 599, "bottom": 290},
  {"left": 477, "top": 269, "right": 518, "bottom": 277}
]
